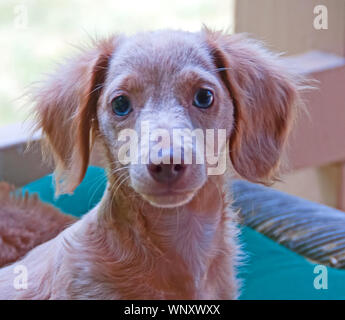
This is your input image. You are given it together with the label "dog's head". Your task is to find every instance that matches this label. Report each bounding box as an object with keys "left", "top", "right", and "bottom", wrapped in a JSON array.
[{"left": 33, "top": 29, "right": 302, "bottom": 208}]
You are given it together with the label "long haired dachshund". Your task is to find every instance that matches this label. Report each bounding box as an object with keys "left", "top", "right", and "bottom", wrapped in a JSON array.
[{"left": 0, "top": 29, "right": 303, "bottom": 299}]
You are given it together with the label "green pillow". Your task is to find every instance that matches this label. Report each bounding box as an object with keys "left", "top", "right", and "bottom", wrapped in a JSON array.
[{"left": 22, "top": 166, "right": 345, "bottom": 300}]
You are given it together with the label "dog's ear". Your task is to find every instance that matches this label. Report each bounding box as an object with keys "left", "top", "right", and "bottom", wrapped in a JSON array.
[
  {"left": 205, "top": 30, "right": 303, "bottom": 184},
  {"left": 33, "top": 37, "right": 116, "bottom": 195}
]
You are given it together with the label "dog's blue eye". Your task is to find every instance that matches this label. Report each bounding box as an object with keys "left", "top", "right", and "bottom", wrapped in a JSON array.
[
  {"left": 111, "top": 95, "right": 132, "bottom": 116},
  {"left": 193, "top": 88, "right": 214, "bottom": 109}
]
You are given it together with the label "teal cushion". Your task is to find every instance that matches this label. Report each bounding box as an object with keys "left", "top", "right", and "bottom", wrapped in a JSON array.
[
  {"left": 22, "top": 166, "right": 345, "bottom": 300},
  {"left": 21, "top": 166, "right": 107, "bottom": 218},
  {"left": 239, "top": 227, "right": 345, "bottom": 300}
]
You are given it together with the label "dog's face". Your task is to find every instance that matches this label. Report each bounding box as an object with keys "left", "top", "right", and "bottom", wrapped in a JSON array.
[
  {"left": 97, "top": 31, "right": 234, "bottom": 207},
  {"left": 33, "top": 29, "right": 301, "bottom": 208}
]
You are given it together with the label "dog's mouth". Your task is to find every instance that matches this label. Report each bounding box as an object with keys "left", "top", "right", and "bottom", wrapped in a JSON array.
[
  {"left": 129, "top": 163, "right": 207, "bottom": 208},
  {"left": 140, "top": 190, "right": 197, "bottom": 208}
]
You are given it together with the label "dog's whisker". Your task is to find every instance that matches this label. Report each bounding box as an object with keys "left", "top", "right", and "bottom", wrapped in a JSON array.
[
  {"left": 112, "top": 175, "right": 130, "bottom": 204},
  {"left": 115, "top": 174, "right": 130, "bottom": 194},
  {"left": 107, "top": 171, "right": 130, "bottom": 216},
  {"left": 110, "top": 166, "right": 130, "bottom": 175},
  {"left": 88, "top": 174, "right": 108, "bottom": 208}
]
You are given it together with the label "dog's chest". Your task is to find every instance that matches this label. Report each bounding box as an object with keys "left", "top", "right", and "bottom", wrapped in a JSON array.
[{"left": 144, "top": 214, "right": 222, "bottom": 299}]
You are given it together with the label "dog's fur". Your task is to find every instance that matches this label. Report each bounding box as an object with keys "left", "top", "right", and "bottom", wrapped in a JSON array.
[{"left": 0, "top": 29, "right": 302, "bottom": 299}]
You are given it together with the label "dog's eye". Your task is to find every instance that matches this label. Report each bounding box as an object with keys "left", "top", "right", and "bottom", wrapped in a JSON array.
[
  {"left": 193, "top": 88, "right": 214, "bottom": 109},
  {"left": 111, "top": 95, "right": 132, "bottom": 116}
]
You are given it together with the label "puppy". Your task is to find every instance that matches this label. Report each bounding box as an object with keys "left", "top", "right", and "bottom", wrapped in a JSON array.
[{"left": 0, "top": 29, "right": 302, "bottom": 299}]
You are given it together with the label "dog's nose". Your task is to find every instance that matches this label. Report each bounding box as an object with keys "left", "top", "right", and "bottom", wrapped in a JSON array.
[{"left": 147, "top": 162, "right": 186, "bottom": 184}]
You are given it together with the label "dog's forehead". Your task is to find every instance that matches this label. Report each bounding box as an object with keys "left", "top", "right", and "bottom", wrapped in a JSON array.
[{"left": 109, "top": 31, "right": 213, "bottom": 76}]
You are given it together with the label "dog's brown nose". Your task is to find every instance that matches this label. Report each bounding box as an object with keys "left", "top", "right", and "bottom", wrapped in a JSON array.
[{"left": 147, "top": 162, "right": 186, "bottom": 184}]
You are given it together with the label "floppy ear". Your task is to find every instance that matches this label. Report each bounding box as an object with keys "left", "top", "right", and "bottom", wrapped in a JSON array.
[
  {"left": 33, "top": 37, "right": 116, "bottom": 195},
  {"left": 205, "top": 30, "right": 303, "bottom": 184}
]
